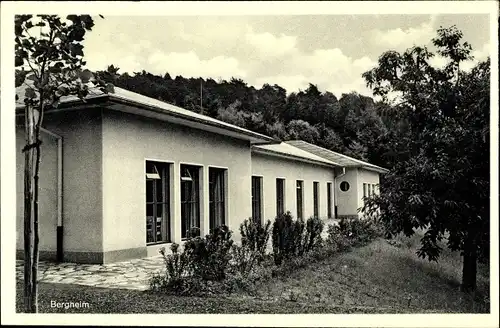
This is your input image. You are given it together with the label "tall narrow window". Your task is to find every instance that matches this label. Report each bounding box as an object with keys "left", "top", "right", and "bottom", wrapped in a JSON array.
[
  {"left": 209, "top": 168, "right": 226, "bottom": 231},
  {"left": 276, "top": 178, "right": 285, "bottom": 216},
  {"left": 367, "top": 184, "right": 372, "bottom": 197},
  {"left": 363, "top": 183, "right": 367, "bottom": 198},
  {"left": 327, "top": 182, "right": 333, "bottom": 219},
  {"left": 251, "top": 176, "right": 263, "bottom": 224},
  {"left": 296, "top": 180, "right": 304, "bottom": 220},
  {"left": 146, "top": 161, "right": 170, "bottom": 244},
  {"left": 181, "top": 165, "right": 200, "bottom": 239},
  {"left": 313, "top": 181, "right": 319, "bottom": 218},
  {"left": 372, "top": 184, "right": 377, "bottom": 196}
]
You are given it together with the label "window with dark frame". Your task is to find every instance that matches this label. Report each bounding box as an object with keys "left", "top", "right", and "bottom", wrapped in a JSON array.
[
  {"left": 146, "top": 161, "right": 170, "bottom": 244},
  {"left": 363, "top": 183, "right": 367, "bottom": 198},
  {"left": 340, "top": 181, "right": 350, "bottom": 192},
  {"left": 296, "top": 180, "right": 304, "bottom": 220},
  {"left": 368, "top": 184, "right": 372, "bottom": 197},
  {"left": 276, "top": 178, "right": 285, "bottom": 216},
  {"left": 181, "top": 164, "right": 200, "bottom": 239},
  {"left": 327, "top": 182, "right": 332, "bottom": 219},
  {"left": 251, "top": 176, "right": 263, "bottom": 224},
  {"left": 209, "top": 167, "right": 226, "bottom": 231},
  {"left": 313, "top": 181, "right": 319, "bottom": 218}
]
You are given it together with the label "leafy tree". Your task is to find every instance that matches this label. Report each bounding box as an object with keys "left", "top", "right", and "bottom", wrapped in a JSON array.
[
  {"left": 266, "top": 120, "right": 288, "bottom": 140},
  {"left": 217, "top": 99, "right": 246, "bottom": 126},
  {"left": 15, "top": 14, "right": 111, "bottom": 312},
  {"left": 361, "top": 26, "right": 489, "bottom": 293},
  {"left": 285, "top": 119, "right": 320, "bottom": 144},
  {"left": 314, "top": 123, "right": 344, "bottom": 153},
  {"left": 345, "top": 140, "right": 368, "bottom": 161}
]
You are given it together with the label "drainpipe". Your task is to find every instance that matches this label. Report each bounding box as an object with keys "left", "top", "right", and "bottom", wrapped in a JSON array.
[
  {"left": 40, "top": 127, "right": 63, "bottom": 262},
  {"left": 333, "top": 167, "right": 346, "bottom": 219}
]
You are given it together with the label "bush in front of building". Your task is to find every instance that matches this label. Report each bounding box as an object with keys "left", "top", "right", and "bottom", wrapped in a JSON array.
[
  {"left": 231, "top": 218, "right": 272, "bottom": 276},
  {"left": 325, "top": 223, "right": 354, "bottom": 252},
  {"left": 150, "top": 215, "right": 383, "bottom": 296},
  {"left": 325, "top": 216, "right": 384, "bottom": 252},
  {"left": 271, "top": 212, "right": 325, "bottom": 265},
  {"left": 272, "top": 211, "right": 296, "bottom": 265},
  {"left": 184, "top": 225, "right": 234, "bottom": 281},
  {"left": 240, "top": 218, "right": 272, "bottom": 263},
  {"left": 150, "top": 225, "right": 235, "bottom": 295},
  {"left": 304, "top": 216, "right": 325, "bottom": 252},
  {"left": 149, "top": 243, "right": 190, "bottom": 293}
]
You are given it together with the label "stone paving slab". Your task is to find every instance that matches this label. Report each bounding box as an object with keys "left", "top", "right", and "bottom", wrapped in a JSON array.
[
  {"left": 15, "top": 219, "right": 339, "bottom": 291},
  {"left": 15, "top": 255, "right": 166, "bottom": 291}
]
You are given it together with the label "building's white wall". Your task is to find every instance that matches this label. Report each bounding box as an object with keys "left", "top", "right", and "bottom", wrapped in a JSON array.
[
  {"left": 16, "top": 129, "right": 58, "bottom": 252},
  {"left": 251, "top": 153, "right": 335, "bottom": 221},
  {"left": 335, "top": 168, "right": 359, "bottom": 217},
  {"left": 101, "top": 111, "right": 252, "bottom": 252},
  {"left": 356, "top": 168, "right": 381, "bottom": 212},
  {"left": 16, "top": 110, "right": 104, "bottom": 254}
]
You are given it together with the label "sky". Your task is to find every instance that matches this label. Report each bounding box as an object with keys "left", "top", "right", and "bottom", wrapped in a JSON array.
[{"left": 81, "top": 14, "right": 490, "bottom": 98}]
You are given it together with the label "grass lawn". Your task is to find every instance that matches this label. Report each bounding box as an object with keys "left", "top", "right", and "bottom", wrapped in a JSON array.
[{"left": 16, "top": 231, "right": 490, "bottom": 314}]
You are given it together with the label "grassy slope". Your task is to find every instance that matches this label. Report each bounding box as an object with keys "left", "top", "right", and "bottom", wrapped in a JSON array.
[
  {"left": 16, "top": 231, "right": 490, "bottom": 314},
  {"left": 254, "top": 232, "right": 489, "bottom": 313}
]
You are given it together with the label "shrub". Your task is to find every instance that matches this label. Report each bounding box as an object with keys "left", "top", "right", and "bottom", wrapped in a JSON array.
[
  {"left": 184, "top": 225, "right": 234, "bottom": 281},
  {"left": 161, "top": 243, "right": 189, "bottom": 280},
  {"left": 272, "top": 212, "right": 325, "bottom": 265},
  {"left": 304, "top": 216, "right": 324, "bottom": 252},
  {"left": 149, "top": 243, "right": 189, "bottom": 293},
  {"left": 186, "top": 226, "right": 201, "bottom": 238},
  {"left": 272, "top": 211, "right": 296, "bottom": 265},
  {"left": 240, "top": 218, "right": 272, "bottom": 262},
  {"left": 326, "top": 217, "right": 383, "bottom": 251},
  {"left": 325, "top": 223, "right": 353, "bottom": 252}
]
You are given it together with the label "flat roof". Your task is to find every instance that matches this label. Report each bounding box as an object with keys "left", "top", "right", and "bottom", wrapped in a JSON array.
[
  {"left": 252, "top": 142, "right": 340, "bottom": 167},
  {"left": 285, "top": 140, "right": 389, "bottom": 173}
]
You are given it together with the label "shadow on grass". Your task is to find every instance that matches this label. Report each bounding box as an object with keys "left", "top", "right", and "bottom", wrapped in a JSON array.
[{"left": 16, "top": 234, "right": 490, "bottom": 314}]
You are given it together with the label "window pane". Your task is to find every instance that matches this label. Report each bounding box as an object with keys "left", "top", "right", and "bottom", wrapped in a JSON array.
[
  {"left": 252, "top": 176, "right": 262, "bottom": 224},
  {"left": 209, "top": 168, "right": 226, "bottom": 230},
  {"left": 146, "top": 211, "right": 154, "bottom": 243},
  {"left": 327, "top": 183, "right": 332, "bottom": 219},
  {"left": 296, "top": 181, "right": 303, "bottom": 220},
  {"left": 146, "top": 161, "right": 171, "bottom": 244},
  {"left": 155, "top": 178, "right": 163, "bottom": 202},
  {"left": 146, "top": 179, "right": 154, "bottom": 203},
  {"left": 181, "top": 165, "right": 200, "bottom": 238},
  {"left": 276, "top": 179, "right": 284, "bottom": 216},
  {"left": 340, "top": 181, "right": 350, "bottom": 192},
  {"left": 313, "top": 182, "right": 319, "bottom": 218},
  {"left": 146, "top": 203, "right": 154, "bottom": 217}
]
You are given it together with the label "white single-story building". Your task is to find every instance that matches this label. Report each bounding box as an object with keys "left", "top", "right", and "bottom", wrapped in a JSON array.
[{"left": 15, "top": 86, "right": 388, "bottom": 264}]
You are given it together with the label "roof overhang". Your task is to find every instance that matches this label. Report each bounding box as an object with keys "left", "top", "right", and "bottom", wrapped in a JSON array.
[
  {"left": 16, "top": 93, "right": 277, "bottom": 145},
  {"left": 251, "top": 147, "right": 338, "bottom": 168},
  {"left": 356, "top": 165, "right": 390, "bottom": 174},
  {"left": 284, "top": 140, "right": 390, "bottom": 174}
]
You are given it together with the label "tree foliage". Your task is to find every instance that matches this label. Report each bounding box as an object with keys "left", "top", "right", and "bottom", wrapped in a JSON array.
[{"left": 361, "top": 25, "right": 490, "bottom": 292}]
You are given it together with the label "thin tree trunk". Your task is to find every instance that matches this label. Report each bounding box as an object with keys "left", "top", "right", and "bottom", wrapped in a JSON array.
[
  {"left": 32, "top": 137, "right": 41, "bottom": 313},
  {"left": 461, "top": 232, "right": 477, "bottom": 293},
  {"left": 23, "top": 105, "right": 35, "bottom": 313}
]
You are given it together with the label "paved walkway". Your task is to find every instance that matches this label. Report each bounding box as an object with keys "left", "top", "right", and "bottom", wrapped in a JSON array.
[
  {"left": 16, "top": 256, "right": 165, "bottom": 291},
  {"left": 16, "top": 219, "right": 339, "bottom": 291}
]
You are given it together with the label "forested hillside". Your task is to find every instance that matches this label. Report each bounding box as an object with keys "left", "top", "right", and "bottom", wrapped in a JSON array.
[{"left": 96, "top": 65, "right": 393, "bottom": 168}]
